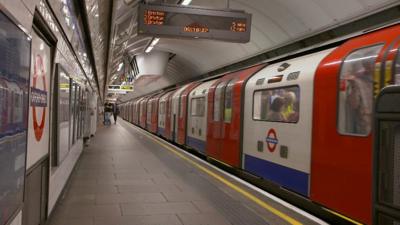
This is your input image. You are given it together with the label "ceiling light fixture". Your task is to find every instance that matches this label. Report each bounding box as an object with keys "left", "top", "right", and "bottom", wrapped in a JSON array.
[
  {"left": 181, "top": 0, "right": 192, "bottom": 5},
  {"left": 145, "top": 38, "right": 160, "bottom": 53}
]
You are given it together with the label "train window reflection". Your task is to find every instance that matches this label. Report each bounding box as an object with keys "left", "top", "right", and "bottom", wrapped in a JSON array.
[
  {"left": 147, "top": 101, "right": 152, "bottom": 123},
  {"left": 337, "top": 44, "right": 383, "bottom": 136},
  {"left": 160, "top": 101, "right": 165, "bottom": 115},
  {"left": 395, "top": 48, "right": 400, "bottom": 85},
  {"left": 253, "top": 86, "right": 300, "bottom": 123},
  {"left": 191, "top": 97, "right": 205, "bottom": 117},
  {"left": 213, "top": 81, "right": 227, "bottom": 122},
  {"left": 224, "top": 79, "right": 236, "bottom": 123}
]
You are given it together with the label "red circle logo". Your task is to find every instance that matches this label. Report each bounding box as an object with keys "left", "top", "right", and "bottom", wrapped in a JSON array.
[
  {"left": 266, "top": 129, "right": 278, "bottom": 152},
  {"left": 32, "top": 54, "right": 47, "bottom": 141}
]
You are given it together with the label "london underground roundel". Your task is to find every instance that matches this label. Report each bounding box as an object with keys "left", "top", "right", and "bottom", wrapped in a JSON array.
[
  {"left": 265, "top": 128, "right": 278, "bottom": 152},
  {"left": 31, "top": 54, "right": 47, "bottom": 141}
]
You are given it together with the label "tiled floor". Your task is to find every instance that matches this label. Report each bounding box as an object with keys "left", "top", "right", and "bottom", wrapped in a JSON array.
[{"left": 47, "top": 119, "right": 322, "bottom": 225}]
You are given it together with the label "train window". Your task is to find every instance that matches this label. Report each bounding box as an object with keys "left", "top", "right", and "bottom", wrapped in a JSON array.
[
  {"left": 191, "top": 97, "right": 205, "bottom": 117},
  {"left": 147, "top": 102, "right": 152, "bottom": 123},
  {"left": 141, "top": 101, "right": 145, "bottom": 117},
  {"left": 160, "top": 101, "right": 165, "bottom": 115},
  {"left": 337, "top": 44, "right": 383, "bottom": 136},
  {"left": 214, "top": 81, "right": 227, "bottom": 121},
  {"left": 179, "top": 96, "right": 185, "bottom": 118},
  {"left": 224, "top": 79, "right": 236, "bottom": 123},
  {"left": 253, "top": 86, "right": 300, "bottom": 123},
  {"left": 153, "top": 100, "right": 157, "bottom": 114},
  {"left": 395, "top": 48, "right": 400, "bottom": 85}
]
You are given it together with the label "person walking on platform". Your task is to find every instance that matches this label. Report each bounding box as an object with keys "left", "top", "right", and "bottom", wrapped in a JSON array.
[{"left": 113, "top": 104, "right": 120, "bottom": 124}]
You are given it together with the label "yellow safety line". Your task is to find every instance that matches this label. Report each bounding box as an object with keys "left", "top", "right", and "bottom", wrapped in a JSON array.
[
  {"left": 324, "top": 208, "right": 363, "bottom": 225},
  {"left": 135, "top": 128, "right": 303, "bottom": 225}
]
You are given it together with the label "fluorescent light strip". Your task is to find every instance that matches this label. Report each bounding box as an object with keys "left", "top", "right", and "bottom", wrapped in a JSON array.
[
  {"left": 151, "top": 38, "right": 160, "bottom": 46},
  {"left": 145, "top": 38, "right": 160, "bottom": 53},
  {"left": 181, "top": 0, "right": 192, "bottom": 5},
  {"left": 145, "top": 46, "right": 153, "bottom": 53}
]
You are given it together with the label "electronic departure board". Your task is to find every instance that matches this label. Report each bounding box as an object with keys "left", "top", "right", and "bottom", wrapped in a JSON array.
[{"left": 138, "top": 3, "right": 252, "bottom": 43}]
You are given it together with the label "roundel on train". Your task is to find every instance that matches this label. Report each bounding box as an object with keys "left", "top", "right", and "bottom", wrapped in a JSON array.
[{"left": 265, "top": 128, "right": 278, "bottom": 152}]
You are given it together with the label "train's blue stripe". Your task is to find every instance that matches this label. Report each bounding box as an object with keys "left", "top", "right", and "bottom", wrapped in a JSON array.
[
  {"left": 157, "top": 127, "right": 165, "bottom": 137},
  {"left": 244, "top": 154, "right": 309, "bottom": 196},
  {"left": 186, "top": 136, "right": 206, "bottom": 154}
]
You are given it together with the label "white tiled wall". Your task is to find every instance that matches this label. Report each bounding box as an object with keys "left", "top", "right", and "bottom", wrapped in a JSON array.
[{"left": 0, "top": 1, "right": 85, "bottom": 224}]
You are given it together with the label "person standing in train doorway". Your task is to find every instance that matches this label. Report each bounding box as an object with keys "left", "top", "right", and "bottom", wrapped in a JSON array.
[
  {"left": 346, "top": 52, "right": 375, "bottom": 134},
  {"left": 113, "top": 103, "right": 120, "bottom": 124}
]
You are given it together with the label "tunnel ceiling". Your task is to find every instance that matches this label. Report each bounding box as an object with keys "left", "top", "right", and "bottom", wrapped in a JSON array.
[{"left": 100, "top": 0, "right": 399, "bottom": 102}]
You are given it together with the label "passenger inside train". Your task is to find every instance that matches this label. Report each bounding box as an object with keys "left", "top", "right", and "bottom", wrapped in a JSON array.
[
  {"left": 255, "top": 87, "right": 300, "bottom": 123},
  {"left": 339, "top": 46, "right": 380, "bottom": 135}
]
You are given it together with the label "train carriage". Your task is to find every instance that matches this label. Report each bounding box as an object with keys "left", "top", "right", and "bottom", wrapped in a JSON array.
[
  {"left": 120, "top": 103, "right": 126, "bottom": 120},
  {"left": 126, "top": 101, "right": 131, "bottom": 123},
  {"left": 243, "top": 49, "right": 333, "bottom": 197},
  {"left": 147, "top": 93, "right": 163, "bottom": 133},
  {"left": 139, "top": 96, "right": 151, "bottom": 128},
  {"left": 170, "top": 85, "right": 188, "bottom": 142},
  {"left": 311, "top": 24, "right": 400, "bottom": 224},
  {"left": 170, "top": 82, "right": 199, "bottom": 143},
  {"left": 130, "top": 101, "right": 135, "bottom": 123},
  {"left": 133, "top": 99, "right": 141, "bottom": 125},
  {"left": 206, "top": 64, "right": 266, "bottom": 167},
  {"left": 157, "top": 90, "right": 174, "bottom": 137},
  {"left": 242, "top": 24, "right": 400, "bottom": 224},
  {"left": 125, "top": 102, "right": 131, "bottom": 122},
  {"left": 177, "top": 82, "right": 200, "bottom": 145},
  {"left": 186, "top": 80, "right": 215, "bottom": 154}
]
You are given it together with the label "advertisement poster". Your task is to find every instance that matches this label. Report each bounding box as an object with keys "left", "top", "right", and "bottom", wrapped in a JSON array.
[{"left": 26, "top": 29, "right": 51, "bottom": 169}]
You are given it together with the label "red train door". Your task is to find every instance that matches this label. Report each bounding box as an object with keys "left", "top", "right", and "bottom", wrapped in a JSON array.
[
  {"left": 177, "top": 83, "right": 199, "bottom": 145},
  {"left": 311, "top": 25, "right": 400, "bottom": 224},
  {"left": 207, "top": 80, "right": 229, "bottom": 161},
  {"left": 151, "top": 95, "right": 161, "bottom": 133},
  {"left": 177, "top": 93, "right": 187, "bottom": 145},
  {"left": 219, "top": 79, "right": 238, "bottom": 165},
  {"left": 207, "top": 64, "right": 266, "bottom": 167},
  {"left": 140, "top": 97, "right": 148, "bottom": 128},
  {"left": 165, "top": 93, "right": 173, "bottom": 140}
]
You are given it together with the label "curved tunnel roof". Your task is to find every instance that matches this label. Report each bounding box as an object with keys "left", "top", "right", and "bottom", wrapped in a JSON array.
[{"left": 96, "top": 0, "right": 399, "bottom": 102}]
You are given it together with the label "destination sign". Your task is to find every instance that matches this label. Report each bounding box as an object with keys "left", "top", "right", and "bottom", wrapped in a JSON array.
[
  {"left": 108, "top": 85, "right": 134, "bottom": 94},
  {"left": 138, "top": 3, "right": 252, "bottom": 43}
]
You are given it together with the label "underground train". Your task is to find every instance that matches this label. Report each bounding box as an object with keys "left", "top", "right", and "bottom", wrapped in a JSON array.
[{"left": 120, "top": 24, "right": 400, "bottom": 224}]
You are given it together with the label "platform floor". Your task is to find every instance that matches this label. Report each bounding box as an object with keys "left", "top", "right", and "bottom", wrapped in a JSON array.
[{"left": 47, "top": 119, "right": 325, "bottom": 225}]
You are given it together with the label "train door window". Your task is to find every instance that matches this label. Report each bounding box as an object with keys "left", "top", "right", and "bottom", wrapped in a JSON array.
[
  {"left": 152, "top": 101, "right": 155, "bottom": 115},
  {"left": 191, "top": 97, "right": 205, "bottom": 117},
  {"left": 139, "top": 102, "right": 142, "bottom": 117},
  {"left": 179, "top": 96, "right": 184, "bottom": 118},
  {"left": 337, "top": 44, "right": 383, "bottom": 136},
  {"left": 160, "top": 101, "right": 165, "bottom": 115},
  {"left": 214, "top": 81, "right": 227, "bottom": 121},
  {"left": 224, "top": 79, "right": 236, "bottom": 123},
  {"left": 253, "top": 86, "right": 300, "bottom": 123},
  {"left": 70, "top": 81, "right": 77, "bottom": 145},
  {"left": 147, "top": 101, "right": 152, "bottom": 123},
  {"left": 395, "top": 48, "right": 400, "bottom": 85}
]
